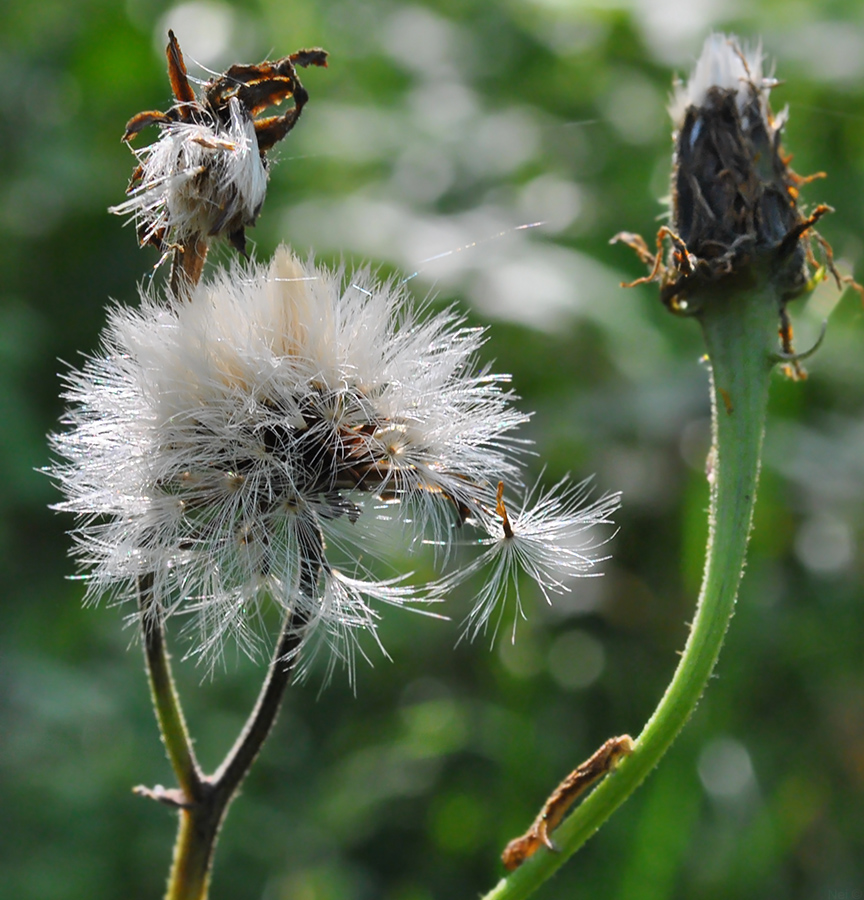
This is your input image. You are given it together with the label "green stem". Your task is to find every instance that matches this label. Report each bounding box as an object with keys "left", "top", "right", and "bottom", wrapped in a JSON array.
[
  {"left": 139, "top": 574, "right": 201, "bottom": 799},
  {"left": 481, "top": 283, "right": 780, "bottom": 900},
  {"left": 165, "top": 806, "right": 220, "bottom": 900},
  {"left": 151, "top": 616, "right": 301, "bottom": 900},
  {"left": 138, "top": 555, "right": 315, "bottom": 900}
]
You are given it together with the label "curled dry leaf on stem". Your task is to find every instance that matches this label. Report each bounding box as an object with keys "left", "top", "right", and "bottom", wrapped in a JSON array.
[{"left": 501, "top": 735, "right": 635, "bottom": 871}]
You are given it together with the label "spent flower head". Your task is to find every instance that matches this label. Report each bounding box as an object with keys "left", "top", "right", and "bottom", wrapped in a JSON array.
[
  {"left": 109, "top": 32, "right": 327, "bottom": 260},
  {"left": 50, "top": 247, "right": 619, "bottom": 676}
]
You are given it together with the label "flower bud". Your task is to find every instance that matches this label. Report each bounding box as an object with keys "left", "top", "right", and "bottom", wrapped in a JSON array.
[{"left": 664, "top": 34, "right": 821, "bottom": 311}]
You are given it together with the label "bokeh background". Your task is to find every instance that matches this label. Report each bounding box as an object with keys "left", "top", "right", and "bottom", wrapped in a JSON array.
[{"left": 2, "top": 0, "right": 863, "bottom": 898}]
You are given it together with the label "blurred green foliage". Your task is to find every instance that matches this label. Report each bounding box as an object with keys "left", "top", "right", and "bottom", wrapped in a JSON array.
[{"left": 1, "top": 1, "right": 863, "bottom": 898}]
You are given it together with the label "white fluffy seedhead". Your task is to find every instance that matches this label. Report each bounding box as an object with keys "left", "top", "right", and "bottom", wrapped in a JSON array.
[{"left": 51, "top": 248, "right": 619, "bottom": 677}]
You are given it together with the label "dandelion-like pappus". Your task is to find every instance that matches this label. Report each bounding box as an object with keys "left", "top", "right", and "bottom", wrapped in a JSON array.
[{"left": 50, "top": 247, "right": 619, "bottom": 677}]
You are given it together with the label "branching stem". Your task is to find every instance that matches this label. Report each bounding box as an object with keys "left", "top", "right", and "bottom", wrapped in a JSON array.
[
  {"left": 138, "top": 580, "right": 304, "bottom": 900},
  {"left": 137, "top": 501, "right": 322, "bottom": 900}
]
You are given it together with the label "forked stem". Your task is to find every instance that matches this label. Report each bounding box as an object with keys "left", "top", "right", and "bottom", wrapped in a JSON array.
[
  {"left": 137, "top": 518, "right": 322, "bottom": 900},
  {"left": 138, "top": 589, "right": 304, "bottom": 900},
  {"left": 481, "top": 280, "right": 780, "bottom": 899}
]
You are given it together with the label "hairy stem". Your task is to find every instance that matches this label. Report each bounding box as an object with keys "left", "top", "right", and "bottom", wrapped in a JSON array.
[
  {"left": 214, "top": 614, "right": 307, "bottom": 792},
  {"left": 162, "top": 616, "right": 303, "bottom": 900},
  {"left": 165, "top": 806, "right": 220, "bottom": 900},
  {"left": 139, "top": 605, "right": 303, "bottom": 900},
  {"left": 140, "top": 529, "right": 323, "bottom": 900},
  {"left": 139, "top": 574, "right": 201, "bottom": 799},
  {"left": 481, "top": 283, "right": 779, "bottom": 900}
]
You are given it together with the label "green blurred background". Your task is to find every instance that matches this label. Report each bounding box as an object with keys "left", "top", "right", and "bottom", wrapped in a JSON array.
[{"left": 2, "top": 0, "right": 863, "bottom": 898}]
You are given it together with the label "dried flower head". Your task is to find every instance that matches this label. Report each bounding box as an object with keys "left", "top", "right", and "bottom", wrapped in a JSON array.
[
  {"left": 50, "top": 247, "right": 618, "bottom": 676},
  {"left": 110, "top": 32, "right": 327, "bottom": 261}
]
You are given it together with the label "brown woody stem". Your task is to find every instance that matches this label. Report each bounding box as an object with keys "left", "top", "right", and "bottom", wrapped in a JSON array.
[{"left": 169, "top": 236, "right": 209, "bottom": 301}]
